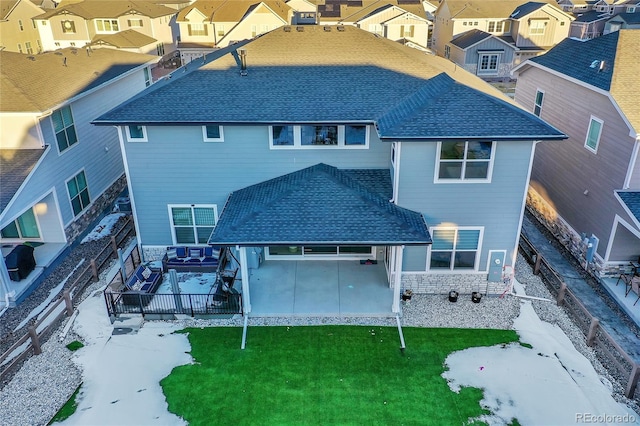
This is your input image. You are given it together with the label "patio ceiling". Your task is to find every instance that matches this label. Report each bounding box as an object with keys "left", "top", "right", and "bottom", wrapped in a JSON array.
[{"left": 208, "top": 163, "right": 431, "bottom": 247}]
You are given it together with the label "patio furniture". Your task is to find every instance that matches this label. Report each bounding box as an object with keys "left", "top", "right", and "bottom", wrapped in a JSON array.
[
  {"left": 617, "top": 273, "right": 633, "bottom": 295},
  {"left": 162, "top": 246, "right": 224, "bottom": 272},
  {"left": 631, "top": 276, "right": 640, "bottom": 306},
  {"left": 5, "top": 244, "right": 36, "bottom": 281},
  {"left": 121, "top": 265, "right": 163, "bottom": 305}
]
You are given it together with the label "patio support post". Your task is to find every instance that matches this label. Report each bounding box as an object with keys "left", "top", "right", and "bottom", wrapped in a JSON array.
[
  {"left": 238, "top": 246, "right": 251, "bottom": 314},
  {"left": 392, "top": 245, "right": 404, "bottom": 313},
  {"left": 0, "top": 262, "right": 11, "bottom": 308}
]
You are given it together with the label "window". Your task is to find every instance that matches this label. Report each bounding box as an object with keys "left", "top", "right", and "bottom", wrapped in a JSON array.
[
  {"left": 217, "top": 24, "right": 225, "bottom": 37},
  {"left": 126, "top": 125, "right": 147, "bottom": 142},
  {"left": 61, "top": 20, "right": 76, "bottom": 33},
  {"left": 144, "top": 67, "right": 151, "bottom": 86},
  {"left": 18, "top": 20, "right": 24, "bottom": 31},
  {"left": 17, "top": 43, "right": 23, "bottom": 53},
  {"left": 444, "top": 45, "right": 450, "bottom": 59},
  {"left": 52, "top": 105, "right": 78, "bottom": 153},
  {"left": 487, "top": 20, "right": 510, "bottom": 33},
  {"left": 156, "top": 43, "right": 164, "bottom": 56},
  {"left": 585, "top": 116, "right": 603, "bottom": 152},
  {"left": 36, "top": 40, "right": 42, "bottom": 52},
  {"left": 202, "top": 125, "right": 224, "bottom": 142},
  {"left": 478, "top": 53, "right": 500, "bottom": 75},
  {"left": 369, "top": 23, "right": 383, "bottom": 36},
  {"left": 429, "top": 228, "right": 481, "bottom": 270},
  {"left": 534, "top": 90, "right": 544, "bottom": 117},
  {"left": 436, "top": 141, "right": 493, "bottom": 181},
  {"left": 67, "top": 171, "right": 90, "bottom": 216},
  {"left": 1, "top": 208, "right": 40, "bottom": 239},
  {"left": 529, "top": 19, "right": 546, "bottom": 35},
  {"left": 251, "top": 25, "right": 257, "bottom": 37},
  {"left": 32, "top": 20, "right": 36, "bottom": 29},
  {"left": 169, "top": 205, "right": 217, "bottom": 245},
  {"left": 25, "top": 42, "right": 33, "bottom": 55},
  {"left": 400, "top": 25, "right": 414, "bottom": 38},
  {"left": 269, "top": 125, "right": 369, "bottom": 149},
  {"left": 128, "top": 18, "right": 143, "bottom": 28},
  {"left": 96, "top": 19, "right": 119, "bottom": 32},
  {"left": 188, "top": 23, "right": 207, "bottom": 36}
]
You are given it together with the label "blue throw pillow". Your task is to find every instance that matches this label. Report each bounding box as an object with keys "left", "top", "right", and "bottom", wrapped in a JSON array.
[
  {"left": 175, "top": 247, "right": 187, "bottom": 258},
  {"left": 204, "top": 246, "right": 220, "bottom": 259}
]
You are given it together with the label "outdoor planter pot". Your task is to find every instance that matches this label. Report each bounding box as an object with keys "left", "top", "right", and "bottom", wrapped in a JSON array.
[
  {"left": 402, "top": 289, "right": 413, "bottom": 301},
  {"left": 471, "top": 292, "right": 482, "bottom": 303},
  {"left": 448, "top": 290, "right": 459, "bottom": 302}
]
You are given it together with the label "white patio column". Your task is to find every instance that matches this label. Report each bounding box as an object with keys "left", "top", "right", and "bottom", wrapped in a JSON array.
[
  {"left": 238, "top": 246, "right": 251, "bottom": 314},
  {"left": 392, "top": 245, "right": 404, "bottom": 313},
  {"left": 0, "top": 263, "right": 11, "bottom": 308}
]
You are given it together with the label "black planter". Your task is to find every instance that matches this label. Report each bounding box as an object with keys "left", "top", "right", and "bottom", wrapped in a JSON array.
[
  {"left": 471, "top": 292, "right": 482, "bottom": 303},
  {"left": 402, "top": 292, "right": 412, "bottom": 301},
  {"left": 448, "top": 290, "right": 459, "bottom": 302}
]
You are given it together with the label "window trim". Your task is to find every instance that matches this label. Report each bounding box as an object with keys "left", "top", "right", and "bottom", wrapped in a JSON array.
[
  {"left": 61, "top": 20, "right": 76, "bottom": 33},
  {"left": 168, "top": 204, "right": 218, "bottom": 246},
  {"left": 202, "top": 125, "right": 224, "bottom": 142},
  {"left": 268, "top": 124, "right": 370, "bottom": 150},
  {"left": 427, "top": 226, "right": 483, "bottom": 272},
  {"left": 529, "top": 19, "right": 546, "bottom": 35},
  {"left": 434, "top": 141, "right": 495, "bottom": 183},
  {"left": 126, "top": 125, "right": 148, "bottom": 142},
  {"left": 534, "top": 89, "right": 544, "bottom": 117},
  {"left": 66, "top": 169, "right": 91, "bottom": 218},
  {"left": 0, "top": 208, "right": 42, "bottom": 241},
  {"left": 95, "top": 18, "right": 120, "bottom": 33},
  {"left": 477, "top": 52, "right": 501, "bottom": 75},
  {"left": 52, "top": 105, "right": 78, "bottom": 154},
  {"left": 584, "top": 116, "right": 603, "bottom": 153}
]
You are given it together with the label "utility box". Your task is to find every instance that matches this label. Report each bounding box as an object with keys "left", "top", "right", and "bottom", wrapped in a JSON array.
[
  {"left": 248, "top": 247, "right": 263, "bottom": 269},
  {"left": 488, "top": 252, "right": 505, "bottom": 282}
]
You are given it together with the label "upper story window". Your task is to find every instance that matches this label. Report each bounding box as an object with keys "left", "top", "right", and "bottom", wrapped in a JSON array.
[
  {"left": 188, "top": 23, "right": 207, "bottom": 36},
  {"left": 487, "top": 20, "right": 510, "bottom": 34},
  {"left": 25, "top": 42, "right": 33, "bottom": 55},
  {"left": 369, "top": 23, "right": 383, "bottom": 36},
  {"left": 61, "top": 20, "right": 76, "bottom": 34},
  {"left": 269, "top": 125, "right": 370, "bottom": 149},
  {"left": 126, "top": 125, "right": 148, "bottom": 142},
  {"left": 128, "top": 18, "right": 143, "bottom": 28},
  {"left": 52, "top": 105, "right": 78, "bottom": 153},
  {"left": 462, "top": 21, "right": 479, "bottom": 26},
  {"left": 529, "top": 19, "right": 546, "bottom": 35},
  {"left": 429, "top": 227, "right": 481, "bottom": 271},
  {"left": 18, "top": 19, "right": 24, "bottom": 31},
  {"left": 17, "top": 43, "right": 23, "bottom": 53},
  {"left": 444, "top": 45, "right": 450, "bottom": 58},
  {"left": 96, "top": 19, "right": 119, "bottom": 33},
  {"left": 584, "top": 116, "right": 603, "bottom": 153},
  {"left": 436, "top": 141, "right": 494, "bottom": 182},
  {"left": 67, "top": 170, "right": 91, "bottom": 217},
  {"left": 534, "top": 90, "right": 544, "bottom": 117},
  {"left": 202, "top": 125, "right": 224, "bottom": 142},
  {"left": 143, "top": 67, "right": 151, "bottom": 87},
  {"left": 169, "top": 205, "right": 217, "bottom": 245},
  {"left": 400, "top": 25, "right": 414, "bottom": 37}
]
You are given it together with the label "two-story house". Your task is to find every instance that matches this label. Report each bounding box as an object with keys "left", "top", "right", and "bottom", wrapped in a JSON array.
[
  {"left": 93, "top": 26, "right": 564, "bottom": 316},
  {"left": 569, "top": 0, "right": 639, "bottom": 39},
  {"left": 604, "top": 10, "right": 640, "bottom": 33},
  {"left": 512, "top": 30, "right": 640, "bottom": 275},
  {"left": 0, "top": 0, "right": 45, "bottom": 53},
  {"left": 33, "top": 0, "right": 178, "bottom": 55},
  {"left": 176, "top": 0, "right": 291, "bottom": 64},
  {"left": 0, "top": 48, "right": 156, "bottom": 308},
  {"left": 433, "top": 0, "right": 572, "bottom": 79}
]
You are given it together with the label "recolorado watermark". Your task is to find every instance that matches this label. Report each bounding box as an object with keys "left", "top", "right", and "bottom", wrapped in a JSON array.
[{"left": 576, "top": 413, "right": 637, "bottom": 423}]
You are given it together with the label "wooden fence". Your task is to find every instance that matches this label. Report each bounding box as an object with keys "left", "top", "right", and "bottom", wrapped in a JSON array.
[
  {"left": 0, "top": 217, "right": 135, "bottom": 383},
  {"left": 519, "top": 234, "right": 640, "bottom": 399}
]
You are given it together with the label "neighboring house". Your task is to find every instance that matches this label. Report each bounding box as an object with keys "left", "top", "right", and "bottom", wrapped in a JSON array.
[
  {"left": 0, "top": 48, "right": 156, "bottom": 308},
  {"left": 176, "top": 0, "right": 291, "bottom": 64},
  {"left": 512, "top": 30, "right": 640, "bottom": 275},
  {"left": 448, "top": 29, "right": 519, "bottom": 79},
  {"left": 604, "top": 11, "right": 640, "bottom": 33},
  {"left": 569, "top": 0, "right": 639, "bottom": 39},
  {"left": 0, "top": 0, "right": 45, "bottom": 53},
  {"left": 90, "top": 28, "right": 158, "bottom": 53},
  {"left": 93, "top": 26, "right": 564, "bottom": 316},
  {"left": 33, "top": 0, "right": 177, "bottom": 55},
  {"left": 433, "top": 0, "right": 572, "bottom": 78},
  {"left": 569, "top": 10, "right": 610, "bottom": 39}
]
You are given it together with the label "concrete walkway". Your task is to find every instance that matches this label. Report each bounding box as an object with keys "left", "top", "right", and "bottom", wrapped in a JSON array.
[{"left": 521, "top": 215, "right": 640, "bottom": 363}]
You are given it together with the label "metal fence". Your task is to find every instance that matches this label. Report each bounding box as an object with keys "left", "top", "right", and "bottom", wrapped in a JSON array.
[{"left": 519, "top": 234, "right": 640, "bottom": 399}]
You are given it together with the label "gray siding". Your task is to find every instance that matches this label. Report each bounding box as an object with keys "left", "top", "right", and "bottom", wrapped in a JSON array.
[
  {"left": 463, "top": 38, "right": 515, "bottom": 66},
  {"left": 396, "top": 140, "right": 534, "bottom": 271},
  {"left": 515, "top": 65, "right": 637, "bottom": 258},
  {"left": 125, "top": 125, "right": 391, "bottom": 246},
  {"left": 403, "top": 245, "right": 427, "bottom": 271}
]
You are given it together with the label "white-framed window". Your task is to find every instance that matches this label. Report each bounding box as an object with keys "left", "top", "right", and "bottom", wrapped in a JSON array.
[
  {"left": 478, "top": 53, "right": 500, "bottom": 75},
  {"left": 128, "top": 18, "right": 143, "bottom": 28},
  {"left": 17, "top": 44, "right": 23, "bottom": 53},
  {"left": 25, "top": 42, "right": 33, "bottom": 54},
  {"left": 168, "top": 205, "right": 218, "bottom": 245},
  {"left": 18, "top": 19, "right": 24, "bottom": 31},
  {"left": 61, "top": 20, "right": 76, "bottom": 33},
  {"left": 52, "top": 105, "right": 78, "bottom": 153},
  {"left": 1, "top": 208, "right": 41, "bottom": 240},
  {"left": 269, "top": 125, "right": 369, "bottom": 149},
  {"left": 487, "top": 20, "right": 510, "bottom": 34},
  {"left": 202, "top": 125, "right": 224, "bottom": 142},
  {"left": 251, "top": 25, "right": 257, "bottom": 37},
  {"left": 529, "top": 19, "right": 546, "bottom": 35},
  {"left": 143, "top": 67, "right": 151, "bottom": 87},
  {"left": 126, "top": 125, "right": 147, "bottom": 142},
  {"left": 188, "top": 23, "right": 207, "bottom": 36},
  {"left": 584, "top": 116, "right": 603, "bottom": 153},
  {"left": 534, "top": 89, "right": 544, "bottom": 117},
  {"left": 435, "top": 141, "right": 494, "bottom": 182},
  {"left": 66, "top": 170, "right": 91, "bottom": 217},
  {"left": 428, "top": 227, "right": 482, "bottom": 271},
  {"left": 400, "top": 25, "right": 414, "bottom": 37},
  {"left": 444, "top": 45, "right": 450, "bottom": 59},
  {"left": 369, "top": 23, "right": 383, "bottom": 36},
  {"left": 36, "top": 40, "right": 42, "bottom": 52},
  {"left": 217, "top": 24, "right": 225, "bottom": 37},
  {"left": 95, "top": 19, "right": 119, "bottom": 33}
]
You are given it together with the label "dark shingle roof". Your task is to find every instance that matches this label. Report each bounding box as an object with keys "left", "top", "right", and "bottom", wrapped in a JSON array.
[
  {"left": 0, "top": 148, "right": 47, "bottom": 213},
  {"left": 610, "top": 12, "right": 640, "bottom": 24},
  {"left": 573, "top": 10, "right": 608, "bottom": 22},
  {"left": 510, "top": 1, "right": 546, "bottom": 18},
  {"left": 450, "top": 29, "right": 493, "bottom": 49},
  {"left": 530, "top": 31, "right": 619, "bottom": 91},
  {"left": 95, "top": 26, "right": 565, "bottom": 141},
  {"left": 208, "top": 164, "right": 431, "bottom": 246},
  {"left": 617, "top": 191, "right": 640, "bottom": 225}
]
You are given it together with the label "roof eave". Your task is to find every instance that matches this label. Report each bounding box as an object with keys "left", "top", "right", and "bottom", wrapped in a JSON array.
[{"left": 207, "top": 240, "right": 432, "bottom": 247}]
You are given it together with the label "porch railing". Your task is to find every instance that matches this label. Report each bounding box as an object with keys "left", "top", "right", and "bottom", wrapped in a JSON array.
[{"left": 104, "top": 291, "right": 242, "bottom": 317}]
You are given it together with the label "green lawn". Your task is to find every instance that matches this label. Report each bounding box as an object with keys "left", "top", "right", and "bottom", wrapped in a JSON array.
[{"left": 161, "top": 326, "right": 518, "bottom": 426}]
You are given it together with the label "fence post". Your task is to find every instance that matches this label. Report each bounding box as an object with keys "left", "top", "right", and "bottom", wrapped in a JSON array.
[
  {"left": 586, "top": 317, "right": 599, "bottom": 347},
  {"left": 111, "top": 236, "right": 118, "bottom": 259},
  {"left": 90, "top": 259, "right": 99, "bottom": 282},
  {"left": 557, "top": 282, "right": 567, "bottom": 306},
  {"left": 533, "top": 251, "right": 542, "bottom": 275},
  {"left": 625, "top": 364, "right": 639, "bottom": 399},
  {"left": 63, "top": 290, "right": 74, "bottom": 316},
  {"left": 28, "top": 326, "right": 42, "bottom": 355}
]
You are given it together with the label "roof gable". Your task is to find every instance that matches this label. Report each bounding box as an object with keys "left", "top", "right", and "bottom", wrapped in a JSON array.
[
  {"left": 91, "top": 29, "right": 156, "bottom": 48},
  {"left": 0, "top": 148, "right": 47, "bottom": 214},
  {"left": 440, "top": 0, "right": 556, "bottom": 19},
  {"left": 35, "top": 0, "right": 176, "bottom": 20}
]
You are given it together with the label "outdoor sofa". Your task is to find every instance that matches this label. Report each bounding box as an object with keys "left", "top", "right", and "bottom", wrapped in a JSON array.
[
  {"left": 121, "top": 265, "right": 163, "bottom": 305},
  {"left": 161, "top": 246, "right": 224, "bottom": 272}
]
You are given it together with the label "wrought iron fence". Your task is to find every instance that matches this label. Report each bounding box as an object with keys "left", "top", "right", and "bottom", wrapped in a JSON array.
[{"left": 104, "top": 291, "right": 242, "bottom": 317}]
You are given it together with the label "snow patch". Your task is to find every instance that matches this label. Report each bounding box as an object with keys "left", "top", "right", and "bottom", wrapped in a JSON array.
[{"left": 81, "top": 213, "right": 125, "bottom": 244}]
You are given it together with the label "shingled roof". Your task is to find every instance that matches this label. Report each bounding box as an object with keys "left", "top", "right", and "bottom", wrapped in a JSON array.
[
  {"left": 35, "top": 0, "right": 176, "bottom": 20},
  {"left": 91, "top": 29, "right": 157, "bottom": 48},
  {"left": 616, "top": 191, "right": 640, "bottom": 226},
  {"left": 208, "top": 163, "right": 431, "bottom": 246},
  {"left": 0, "top": 148, "right": 47, "bottom": 213},
  {"left": 95, "top": 26, "right": 564, "bottom": 141}
]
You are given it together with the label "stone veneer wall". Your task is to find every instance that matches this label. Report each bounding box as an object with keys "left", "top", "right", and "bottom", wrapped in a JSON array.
[
  {"left": 142, "top": 246, "right": 167, "bottom": 262},
  {"left": 401, "top": 272, "right": 509, "bottom": 295},
  {"left": 64, "top": 175, "right": 127, "bottom": 244},
  {"left": 525, "top": 187, "right": 629, "bottom": 278}
]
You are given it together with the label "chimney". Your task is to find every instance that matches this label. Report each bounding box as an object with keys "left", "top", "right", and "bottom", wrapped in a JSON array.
[
  {"left": 239, "top": 49, "right": 247, "bottom": 76},
  {"left": 598, "top": 60, "right": 605, "bottom": 72}
]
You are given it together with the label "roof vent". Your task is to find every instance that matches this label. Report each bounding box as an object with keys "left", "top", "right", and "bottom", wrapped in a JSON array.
[
  {"left": 598, "top": 60, "right": 605, "bottom": 72},
  {"left": 337, "top": 25, "right": 345, "bottom": 32},
  {"left": 324, "top": 26, "right": 331, "bottom": 32},
  {"left": 54, "top": 51, "right": 63, "bottom": 55},
  {"left": 26, "top": 56, "right": 36, "bottom": 61},
  {"left": 239, "top": 48, "right": 247, "bottom": 76},
  {"left": 589, "top": 60, "right": 599, "bottom": 68},
  {"left": 71, "top": 48, "right": 77, "bottom": 55},
  {"left": 296, "top": 26, "right": 304, "bottom": 32},
  {"left": 283, "top": 26, "right": 291, "bottom": 32}
]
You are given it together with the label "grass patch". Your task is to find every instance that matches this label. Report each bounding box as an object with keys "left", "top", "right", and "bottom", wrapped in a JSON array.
[
  {"left": 162, "top": 326, "right": 518, "bottom": 426},
  {"left": 48, "top": 383, "right": 82, "bottom": 425},
  {"left": 65, "top": 340, "right": 84, "bottom": 352},
  {"left": 519, "top": 342, "right": 533, "bottom": 349}
]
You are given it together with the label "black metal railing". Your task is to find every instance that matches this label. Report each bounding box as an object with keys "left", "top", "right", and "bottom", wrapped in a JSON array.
[{"left": 104, "top": 291, "right": 242, "bottom": 317}]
